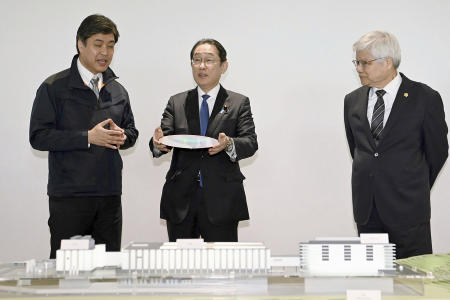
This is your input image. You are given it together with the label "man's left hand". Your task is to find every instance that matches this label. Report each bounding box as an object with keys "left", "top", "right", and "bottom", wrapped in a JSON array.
[
  {"left": 110, "top": 120, "right": 127, "bottom": 149},
  {"left": 209, "top": 133, "right": 229, "bottom": 155}
]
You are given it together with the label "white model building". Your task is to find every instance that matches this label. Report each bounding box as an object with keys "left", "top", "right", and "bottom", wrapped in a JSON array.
[
  {"left": 56, "top": 238, "right": 271, "bottom": 273},
  {"left": 122, "top": 240, "right": 270, "bottom": 272},
  {"left": 299, "top": 237, "right": 396, "bottom": 276}
]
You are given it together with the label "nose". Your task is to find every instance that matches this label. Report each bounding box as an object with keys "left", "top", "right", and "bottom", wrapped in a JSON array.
[
  {"left": 356, "top": 63, "right": 364, "bottom": 73},
  {"left": 199, "top": 61, "right": 207, "bottom": 69},
  {"left": 100, "top": 44, "right": 108, "bottom": 55}
]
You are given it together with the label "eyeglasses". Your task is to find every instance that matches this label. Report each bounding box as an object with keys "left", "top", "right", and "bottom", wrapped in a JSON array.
[
  {"left": 352, "top": 57, "right": 387, "bottom": 68},
  {"left": 191, "top": 57, "right": 218, "bottom": 67}
]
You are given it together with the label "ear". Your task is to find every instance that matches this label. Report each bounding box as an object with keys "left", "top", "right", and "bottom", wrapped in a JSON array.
[
  {"left": 77, "top": 39, "right": 85, "bottom": 52},
  {"left": 221, "top": 61, "right": 229, "bottom": 74},
  {"left": 386, "top": 57, "right": 394, "bottom": 68}
]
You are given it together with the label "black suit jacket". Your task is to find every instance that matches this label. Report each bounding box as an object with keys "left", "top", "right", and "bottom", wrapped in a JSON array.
[
  {"left": 344, "top": 73, "right": 448, "bottom": 227},
  {"left": 150, "top": 86, "right": 258, "bottom": 225}
]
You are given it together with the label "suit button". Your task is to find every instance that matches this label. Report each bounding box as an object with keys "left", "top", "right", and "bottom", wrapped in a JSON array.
[{"left": 374, "top": 152, "right": 379, "bottom": 157}]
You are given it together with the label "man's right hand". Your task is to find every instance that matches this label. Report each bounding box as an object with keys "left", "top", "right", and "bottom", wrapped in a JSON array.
[
  {"left": 153, "top": 126, "right": 171, "bottom": 152},
  {"left": 88, "top": 119, "right": 126, "bottom": 150}
]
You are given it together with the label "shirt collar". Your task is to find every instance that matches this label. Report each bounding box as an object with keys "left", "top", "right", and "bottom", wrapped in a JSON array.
[
  {"left": 77, "top": 58, "right": 103, "bottom": 86},
  {"left": 370, "top": 72, "right": 402, "bottom": 98},
  {"left": 197, "top": 84, "right": 220, "bottom": 100}
]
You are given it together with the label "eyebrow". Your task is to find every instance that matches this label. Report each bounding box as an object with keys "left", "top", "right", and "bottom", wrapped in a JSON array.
[
  {"left": 94, "top": 39, "right": 115, "bottom": 44},
  {"left": 193, "top": 53, "right": 215, "bottom": 57}
]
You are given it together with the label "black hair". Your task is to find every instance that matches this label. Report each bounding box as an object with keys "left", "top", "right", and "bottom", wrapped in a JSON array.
[
  {"left": 190, "top": 39, "right": 227, "bottom": 63},
  {"left": 76, "top": 14, "right": 119, "bottom": 53}
]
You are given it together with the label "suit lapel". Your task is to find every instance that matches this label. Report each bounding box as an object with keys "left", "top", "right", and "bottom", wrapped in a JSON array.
[
  {"left": 379, "top": 74, "right": 412, "bottom": 143},
  {"left": 355, "top": 86, "right": 376, "bottom": 148},
  {"left": 185, "top": 88, "right": 201, "bottom": 135},
  {"left": 206, "top": 86, "right": 228, "bottom": 137}
]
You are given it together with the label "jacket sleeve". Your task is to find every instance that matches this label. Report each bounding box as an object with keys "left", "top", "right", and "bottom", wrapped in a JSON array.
[
  {"left": 344, "top": 94, "right": 355, "bottom": 159},
  {"left": 423, "top": 90, "right": 448, "bottom": 187},
  {"left": 233, "top": 97, "right": 258, "bottom": 161},
  {"left": 29, "top": 82, "right": 88, "bottom": 151},
  {"left": 119, "top": 90, "right": 138, "bottom": 150},
  {"left": 149, "top": 96, "right": 175, "bottom": 157}
]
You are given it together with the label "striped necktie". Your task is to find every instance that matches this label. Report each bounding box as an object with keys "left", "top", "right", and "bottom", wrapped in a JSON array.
[
  {"left": 90, "top": 76, "right": 100, "bottom": 99},
  {"left": 371, "top": 89, "right": 386, "bottom": 145}
]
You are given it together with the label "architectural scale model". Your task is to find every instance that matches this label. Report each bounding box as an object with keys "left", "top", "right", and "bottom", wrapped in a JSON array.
[
  {"left": 56, "top": 237, "right": 272, "bottom": 274},
  {"left": 299, "top": 237, "right": 396, "bottom": 276},
  {"left": 55, "top": 235, "right": 395, "bottom": 276}
]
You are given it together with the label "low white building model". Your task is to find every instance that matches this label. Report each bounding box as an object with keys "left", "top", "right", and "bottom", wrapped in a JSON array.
[
  {"left": 299, "top": 236, "right": 396, "bottom": 276},
  {"left": 56, "top": 237, "right": 271, "bottom": 273}
]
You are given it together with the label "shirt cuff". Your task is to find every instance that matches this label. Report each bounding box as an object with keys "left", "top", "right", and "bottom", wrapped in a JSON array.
[
  {"left": 152, "top": 139, "right": 163, "bottom": 157},
  {"left": 225, "top": 138, "right": 237, "bottom": 162},
  {"left": 83, "top": 131, "right": 90, "bottom": 148}
]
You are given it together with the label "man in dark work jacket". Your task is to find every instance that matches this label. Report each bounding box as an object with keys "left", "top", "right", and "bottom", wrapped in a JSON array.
[{"left": 29, "top": 14, "right": 138, "bottom": 258}]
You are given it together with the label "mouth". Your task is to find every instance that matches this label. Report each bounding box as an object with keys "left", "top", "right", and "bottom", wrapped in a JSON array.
[
  {"left": 96, "top": 58, "right": 108, "bottom": 66},
  {"left": 197, "top": 73, "right": 208, "bottom": 79}
]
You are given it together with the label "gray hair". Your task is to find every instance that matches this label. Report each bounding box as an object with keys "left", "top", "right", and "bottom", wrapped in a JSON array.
[{"left": 353, "top": 31, "right": 401, "bottom": 69}]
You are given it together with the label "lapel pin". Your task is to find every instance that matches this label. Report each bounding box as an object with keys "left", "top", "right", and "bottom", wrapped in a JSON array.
[
  {"left": 220, "top": 104, "right": 228, "bottom": 114},
  {"left": 404, "top": 92, "right": 408, "bottom": 98}
]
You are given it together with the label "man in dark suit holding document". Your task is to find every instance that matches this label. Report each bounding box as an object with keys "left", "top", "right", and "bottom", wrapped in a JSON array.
[{"left": 150, "top": 39, "right": 258, "bottom": 242}]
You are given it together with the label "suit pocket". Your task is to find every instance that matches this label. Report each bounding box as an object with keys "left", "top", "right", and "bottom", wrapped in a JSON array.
[
  {"left": 225, "top": 170, "right": 246, "bottom": 182},
  {"left": 165, "top": 168, "right": 183, "bottom": 181}
]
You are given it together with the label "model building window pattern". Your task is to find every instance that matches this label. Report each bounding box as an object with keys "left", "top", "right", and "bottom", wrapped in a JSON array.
[{"left": 321, "top": 245, "right": 329, "bottom": 261}]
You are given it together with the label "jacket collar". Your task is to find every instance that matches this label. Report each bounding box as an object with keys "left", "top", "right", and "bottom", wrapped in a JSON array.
[
  {"left": 185, "top": 85, "right": 229, "bottom": 136},
  {"left": 206, "top": 85, "right": 228, "bottom": 136},
  {"left": 68, "top": 54, "right": 118, "bottom": 89},
  {"left": 379, "top": 72, "right": 413, "bottom": 142},
  {"left": 358, "top": 72, "right": 413, "bottom": 149}
]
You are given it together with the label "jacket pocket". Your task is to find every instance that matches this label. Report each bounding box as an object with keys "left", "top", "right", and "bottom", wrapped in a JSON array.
[
  {"left": 225, "top": 170, "right": 245, "bottom": 182},
  {"left": 166, "top": 168, "right": 183, "bottom": 181}
]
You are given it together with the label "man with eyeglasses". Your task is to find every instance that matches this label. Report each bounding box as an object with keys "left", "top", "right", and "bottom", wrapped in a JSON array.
[
  {"left": 150, "top": 39, "right": 258, "bottom": 242},
  {"left": 344, "top": 31, "right": 448, "bottom": 258}
]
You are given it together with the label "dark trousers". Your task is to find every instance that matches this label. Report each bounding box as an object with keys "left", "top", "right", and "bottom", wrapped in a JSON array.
[
  {"left": 48, "top": 195, "right": 122, "bottom": 259},
  {"left": 357, "top": 202, "right": 432, "bottom": 259},
  {"left": 167, "top": 187, "right": 238, "bottom": 242}
]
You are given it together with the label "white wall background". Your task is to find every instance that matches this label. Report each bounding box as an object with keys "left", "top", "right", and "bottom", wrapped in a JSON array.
[{"left": 0, "top": 0, "right": 449, "bottom": 261}]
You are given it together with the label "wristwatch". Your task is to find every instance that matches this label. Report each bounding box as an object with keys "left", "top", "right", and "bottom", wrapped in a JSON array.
[{"left": 225, "top": 138, "right": 233, "bottom": 152}]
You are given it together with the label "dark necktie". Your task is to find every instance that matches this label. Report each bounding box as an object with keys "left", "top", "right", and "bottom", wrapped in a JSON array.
[
  {"left": 200, "top": 94, "right": 210, "bottom": 136},
  {"left": 371, "top": 89, "right": 386, "bottom": 144},
  {"left": 199, "top": 94, "right": 210, "bottom": 187},
  {"left": 90, "top": 76, "right": 100, "bottom": 99}
]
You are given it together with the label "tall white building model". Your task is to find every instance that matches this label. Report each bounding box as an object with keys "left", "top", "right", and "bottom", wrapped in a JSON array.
[{"left": 299, "top": 236, "right": 396, "bottom": 276}]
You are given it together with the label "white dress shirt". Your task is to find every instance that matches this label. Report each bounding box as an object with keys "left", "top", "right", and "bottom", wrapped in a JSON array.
[
  {"left": 197, "top": 85, "right": 219, "bottom": 115},
  {"left": 77, "top": 58, "right": 103, "bottom": 91},
  {"left": 77, "top": 59, "right": 104, "bottom": 147},
  {"left": 367, "top": 72, "right": 402, "bottom": 126}
]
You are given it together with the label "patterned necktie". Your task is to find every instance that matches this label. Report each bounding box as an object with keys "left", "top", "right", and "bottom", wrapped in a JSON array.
[
  {"left": 200, "top": 94, "right": 210, "bottom": 136},
  {"left": 199, "top": 94, "right": 210, "bottom": 187},
  {"left": 371, "top": 89, "right": 386, "bottom": 144},
  {"left": 90, "top": 76, "right": 100, "bottom": 99}
]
